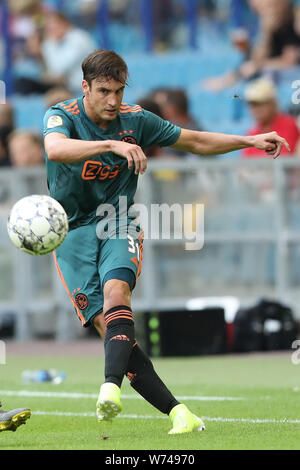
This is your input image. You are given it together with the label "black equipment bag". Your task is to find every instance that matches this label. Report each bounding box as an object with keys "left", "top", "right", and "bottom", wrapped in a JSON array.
[{"left": 233, "top": 299, "right": 298, "bottom": 352}]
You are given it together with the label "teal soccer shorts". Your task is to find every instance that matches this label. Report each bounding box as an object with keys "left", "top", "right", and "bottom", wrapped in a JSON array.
[{"left": 53, "top": 220, "right": 144, "bottom": 327}]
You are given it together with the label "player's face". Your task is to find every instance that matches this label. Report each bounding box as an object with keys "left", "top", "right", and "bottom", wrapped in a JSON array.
[{"left": 82, "top": 77, "right": 125, "bottom": 123}]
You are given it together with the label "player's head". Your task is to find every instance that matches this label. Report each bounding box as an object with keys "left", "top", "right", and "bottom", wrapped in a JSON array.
[{"left": 81, "top": 49, "right": 128, "bottom": 123}]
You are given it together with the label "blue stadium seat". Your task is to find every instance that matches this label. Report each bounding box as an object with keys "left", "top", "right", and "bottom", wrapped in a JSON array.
[
  {"left": 12, "top": 95, "right": 46, "bottom": 132},
  {"left": 109, "top": 23, "right": 144, "bottom": 55}
]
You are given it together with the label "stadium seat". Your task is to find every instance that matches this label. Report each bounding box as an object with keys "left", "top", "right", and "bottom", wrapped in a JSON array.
[{"left": 12, "top": 95, "right": 46, "bottom": 132}]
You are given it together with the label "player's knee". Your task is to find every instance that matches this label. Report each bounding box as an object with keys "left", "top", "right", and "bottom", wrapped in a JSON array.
[{"left": 103, "top": 279, "right": 131, "bottom": 312}]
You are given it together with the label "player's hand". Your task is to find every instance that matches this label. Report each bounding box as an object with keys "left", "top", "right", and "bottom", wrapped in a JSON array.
[
  {"left": 109, "top": 140, "right": 147, "bottom": 175},
  {"left": 250, "top": 131, "right": 290, "bottom": 159}
]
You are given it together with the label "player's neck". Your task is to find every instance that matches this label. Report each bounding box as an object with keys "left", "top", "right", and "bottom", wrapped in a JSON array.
[{"left": 83, "top": 97, "right": 112, "bottom": 130}]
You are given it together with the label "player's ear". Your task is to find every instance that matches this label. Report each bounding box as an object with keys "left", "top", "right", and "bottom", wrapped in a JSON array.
[{"left": 82, "top": 79, "right": 90, "bottom": 95}]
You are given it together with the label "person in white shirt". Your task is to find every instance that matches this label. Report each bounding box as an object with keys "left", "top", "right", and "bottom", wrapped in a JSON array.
[
  {"left": 15, "top": 11, "right": 97, "bottom": 95},
  {"left": 41, "top": 11, "right": 97, "bottom": 95}
]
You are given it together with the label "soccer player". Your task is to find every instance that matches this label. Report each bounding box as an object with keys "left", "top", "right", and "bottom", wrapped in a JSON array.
[
  {"left": 0, "top": 402, "right": 31, "bottom": 432},
  {"left": 43, "top": 49, "right": 289, "bottom": 435}
]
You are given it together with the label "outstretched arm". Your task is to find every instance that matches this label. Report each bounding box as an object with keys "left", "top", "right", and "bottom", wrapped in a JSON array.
[{"left": 171, "top": 129, "right": 290, "bottom": 159}]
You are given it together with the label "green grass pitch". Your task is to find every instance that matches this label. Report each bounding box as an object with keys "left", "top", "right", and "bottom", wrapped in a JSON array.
[{"left": 1, "top": 352, "right": 300, "bottom": 450}]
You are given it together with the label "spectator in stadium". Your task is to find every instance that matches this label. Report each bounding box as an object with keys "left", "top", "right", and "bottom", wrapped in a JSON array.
[
  {"left": 108, "top": 0, "right": 135, "bottom": 23},
  {"left": 44, "top": 86, "right": 73, "bottom": 109},
  {"left": 153, "top": 0, "right": 175, "bottom": 50},
  {"left": 8, "top": 131, "right": 44, "bottom": 167},
  {"left": 15, "top": 11, "right": 96, "bottom": 95},
  {"left": 204, "top": 0, "right": 300, "bottom": 91},
  {"left": 0, "top": 104, "right": 15, "bottom": 167},
  {"left": 138, "top": 96, "right": 164, "bottom": 120},
  {"left": 150, "top": 88, "right": 203, "bottom": 158},
  {"left": 154, "top": 89, "right": 202, "bottom": 132},
  {"left": 10, "top": 0, "right": 45, "bottom": 39},
  {"left": 0, "top": 103, "right": 15, "bottom": 133},
  {"left": 41, "top": 11, "right": 96, "bottom": 94},
  {"left": 137, "top": 96, "right": 164, "bottom": 159},
  {"left": 242, "top": 78, "right": 300, "bottom": 157},
  {"left": 10, "top": 0, "right": 47, "bottom": 94},
  {"left": 0, "top": 129, "right": 11, "bottom": 167}
]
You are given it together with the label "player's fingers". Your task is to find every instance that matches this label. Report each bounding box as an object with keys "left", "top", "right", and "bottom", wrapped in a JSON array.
[
  {"left": 273, "top": 141, "right": 283, "bottom": 159},
  {"left": 136, "top": 147, "right": 147, "bottom": 174},
  {"left": 280, "top": 137, "right": 290, "bottom": 152},
  {"left": 265, "top": 141, "right": 276, "bottom": 150},
  {"left": 131, "top": 149, "right": 141, "bottom": 175},
  {"left": 266, "top": 143, "right": 277, "bottom": 152},
  {"left": 132, "top": 146, "right": 147, "bottom": 174},
  {"left": 127, "top": 152, "right": 134, "bottom": 169},
  {"left": 269, "top": 133, "right": 291, "bottom": 152}
]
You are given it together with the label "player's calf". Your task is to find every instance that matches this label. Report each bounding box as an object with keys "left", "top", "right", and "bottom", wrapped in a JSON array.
[
  {"left": 126, "top": 343, "right": 180, "bottom": 415},
  {"left": 104, "top": 305, "right": 135, "bottom": 387}
]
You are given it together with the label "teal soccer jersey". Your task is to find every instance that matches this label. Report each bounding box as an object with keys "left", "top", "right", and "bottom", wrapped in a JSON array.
[
  {"left": 43, "top": 97, "right": 181, "bottom": 230},
  {"left": 43, "top": 97, "right": 181, "bottom": 326}
]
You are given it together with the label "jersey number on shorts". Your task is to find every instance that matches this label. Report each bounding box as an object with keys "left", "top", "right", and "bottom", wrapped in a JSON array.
[{"left": 127, "top": 234, "right": 140, "bottom": 261}]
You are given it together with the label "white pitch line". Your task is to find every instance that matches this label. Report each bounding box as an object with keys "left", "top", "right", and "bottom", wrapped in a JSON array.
[
  {"left": 33, "top": 411, "right": 164, "bottom": 419},
  {"left": 202, "top": 417, "right": 300, "bottom": 424},
  {"left": 0, "top": 390, "right": 244, "bottom": 401},
  {"left": 32, "top": 410, "right": 300, "bottom": 424}
]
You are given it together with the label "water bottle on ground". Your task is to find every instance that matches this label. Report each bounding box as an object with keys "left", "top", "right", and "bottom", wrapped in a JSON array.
[{"left": 21, "top": 369, "right": 66, "bottom": 385}]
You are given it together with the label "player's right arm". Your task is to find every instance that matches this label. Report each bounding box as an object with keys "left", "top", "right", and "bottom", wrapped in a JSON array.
[
  {"left": 45, "top": 132, "right": 110, "bottom": 161},
  {"left": 44, "top": 108, "right": 147, "bottom": 173},
  {"left": 45, "top": 133, "right": 147, "bottom": 174}
]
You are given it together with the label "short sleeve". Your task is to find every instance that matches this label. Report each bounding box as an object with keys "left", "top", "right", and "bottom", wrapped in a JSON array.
[
  {"left": 43, "top": 108, "right": 73, "bottom": 138},
  {"left": 140, "top": 110, "right": 181, "bottom": 148}
]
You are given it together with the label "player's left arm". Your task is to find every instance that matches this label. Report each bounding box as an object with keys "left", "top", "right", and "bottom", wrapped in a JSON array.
[{"left": 171, "top": 128, "right": 290, "bottom": 159}]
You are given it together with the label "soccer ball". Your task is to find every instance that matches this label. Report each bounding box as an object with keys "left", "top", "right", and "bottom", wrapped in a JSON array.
[{"left": 7, "top": 195, "right": 69, "bottom": 255}]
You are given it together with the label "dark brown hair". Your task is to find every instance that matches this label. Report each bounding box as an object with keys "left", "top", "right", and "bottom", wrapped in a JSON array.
[
  {"left": 138, "top": 96, "right": 163, "bottom": 118},
  {"left": 166, "top": 89, "right": 189, "bottom": 115},
  {"left": 82, "top": 49, "right": 129, "bottom": 87}
]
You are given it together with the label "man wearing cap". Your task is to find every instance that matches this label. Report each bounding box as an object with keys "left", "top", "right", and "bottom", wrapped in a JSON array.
[{"left": 243, "top": 79, "right": 300, "bottom": 157}]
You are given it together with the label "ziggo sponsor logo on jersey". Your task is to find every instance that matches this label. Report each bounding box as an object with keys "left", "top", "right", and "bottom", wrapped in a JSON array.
[{"left": 81, "top": 160, "right": 122, "bottom": 181}]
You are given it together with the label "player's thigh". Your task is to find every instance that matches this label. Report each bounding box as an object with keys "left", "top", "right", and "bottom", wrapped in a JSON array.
[
  {"left": 54, "top": 223, "right": 103, "bottom": 326},
  {"left": 98, "top": 231, "right": 144, "bottom": 291}
]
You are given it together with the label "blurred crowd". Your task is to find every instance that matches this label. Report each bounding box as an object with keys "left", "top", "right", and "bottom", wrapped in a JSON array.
[
  {"left": 204, "top": 0, "right": 300, "bottom": 91},
  {"left": 1, "top": 0, "right": 300, "bottom": 169}
]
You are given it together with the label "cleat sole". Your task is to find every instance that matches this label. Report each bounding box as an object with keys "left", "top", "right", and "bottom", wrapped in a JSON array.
[{"left": 97, "top": 400, "right": 121, "bottom": 422}]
